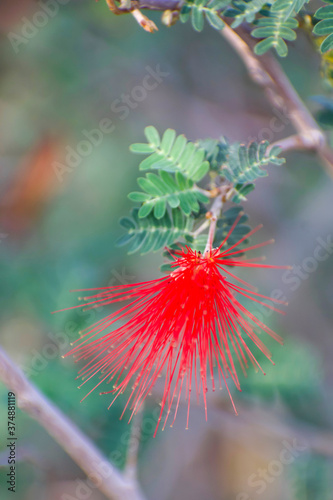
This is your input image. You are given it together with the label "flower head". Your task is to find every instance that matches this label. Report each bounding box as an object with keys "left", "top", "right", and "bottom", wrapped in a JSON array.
[{"left": 58, "top": 221, "right": 287, "bottom": 435}]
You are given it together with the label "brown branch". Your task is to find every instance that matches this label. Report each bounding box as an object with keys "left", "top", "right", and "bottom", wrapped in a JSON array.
[
  {"left": 268, "top": 134, "right": 314, "bottom": 154},
  {"left": 204, "top": 185, "right": 234, "bottom": 254},
  {"left": 220, "top": 25, "right": 322, "bottom": 143},
  {"left": 204, "top": 195, "right": 223, "bottom": 254},
  {"left": 219, "top": 23, "right": 333, "bottom": 173},
  {"left": 0, "top": 347, "right": 146, "bottom": 500}
]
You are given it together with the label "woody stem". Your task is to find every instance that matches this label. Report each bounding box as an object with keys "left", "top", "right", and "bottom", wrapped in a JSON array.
[
  {"left": 0, "top": 347, "right": 146, "bottom": 500},
  {"left": 204, "top": 185, "right": 235, "bottom": 253},
  {"left": 204, "top": 196, "right": 224, "bottom": 254}
]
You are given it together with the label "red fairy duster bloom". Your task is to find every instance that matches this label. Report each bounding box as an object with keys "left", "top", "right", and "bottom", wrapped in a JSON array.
[{"left": 57, "top": 220, "right": 287, "bottom": 435}]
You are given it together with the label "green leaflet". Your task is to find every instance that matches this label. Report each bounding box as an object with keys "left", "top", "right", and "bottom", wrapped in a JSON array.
[
  {"left": 197, "top": 137, "right": 229, "bottom": 171},
  {"left": 128, "top": 171, "right": 209, "bottom": 219},
  {"left": 180, "top": 0, "right": 308, "bottom": 57},
  {"left": 180, "top": 0, "right": 227, "bottom": 31},
  {"left": 130, "top": 126, "right": 210, "bottom": 183},
  {"left": 198, "top": 137, "right": 284, "bottom": 203},
  {"left": 224, "top": 0, "right": 267, "bottom": 28},
  {"left": 117, "top": 208, "right": 194, "bottom": 255},
  {"left": 271, "top": 0, "right": 309, "bottom": 20},
  {"left": 129, "top": 126, "right": 211, "bottom": 220},
  {"left": 232, "top": 183, "right": 256, "bottom": 203},
  {"left": 222, "top": 141, "right": 285, "bottom": 191},
  {"left": 213, "top": 206, "right": 251, "bottom": 252},
  {"left": 252, "top": 7, "right": 299, "bottom": 57}
]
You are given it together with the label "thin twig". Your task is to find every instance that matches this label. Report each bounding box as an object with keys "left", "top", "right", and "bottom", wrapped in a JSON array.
[
  {"left": 220, "top": 23, "right": 321, "bottom": 143},
  {"left": 268, "top": 134, "right": 313, "bottom": 154},
  {"left": 131, "top": 9, "right": 159, "bottom": 31},
  {"left": 0, "top": 347, "right": 146, "bottom": 500},
  {"left": 203, "top": 196, "right": 224, "bottom": 254},
  {"left": 193, "top": 219, "right": 210, "bottom": 238},
  {"left": 203, "top": 186, "right": 234, "bottom": 254}
]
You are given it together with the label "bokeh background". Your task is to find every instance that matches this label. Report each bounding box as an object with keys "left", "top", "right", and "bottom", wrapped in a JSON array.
[{"left": 0, "top": 1, "right": 333, "bottom": 499}]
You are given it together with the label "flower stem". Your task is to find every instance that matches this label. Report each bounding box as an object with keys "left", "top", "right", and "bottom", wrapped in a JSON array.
[
  {"left": 204, "top": 186, "right": 234, "bottom": 254},
  {"left": 203, "top": 196, "right": 224, "bottom": 254}
]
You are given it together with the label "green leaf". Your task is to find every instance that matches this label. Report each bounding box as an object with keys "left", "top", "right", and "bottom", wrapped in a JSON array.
[
  {"left": 224, "top": 0, "right": 267, "bottom": 29},
  {"left": 117, "top": 208, "right": 194, "bottom": 255},
  {"left": 146, "top": 173, "right": 169, "bottom": 194},
  {"left": 130, "top": 127, "right": 211, "bottom": 182},
  {"left": 119, "top": 217, "right": 136, "bottom": 230},
  {"left": 138, "top": 201, "right": 154, "bottom": 218},
  {"left": 205, "top": 9, "right": 225, "bottom": 29},
  {"left": 315, "top": 5, "right": 333, "bottom": 19},
  {"left": 161, "top": 128, "right": 176, "bottom": 155},
  {"left": 144, "top": 126, "right": 160, "bottom": 148},
  {"left": 321, "top": 32, "right": 333, "bottom": 52},
  {"left": 313, "top": 18, "right": 333, "bottom": 36},
  {"left": 181, "top": 0, "right": 226, "bottom": 31},
  {"left": 160, "top": 262, "right": 174, "bottom": 273},
  {"left": 271, "top": 0, "right": 309, "bottom": 19},
  {"left": 194, "top": 190, "right": 210, "bottom": 203},
  {"left": 192, "top": 6, "right": 205, "bottom": 31},
  {"left": 222, "top": 140, "right": 285, "bottom": 194},
  {"left": 198, "top": 137, "right": 229, "bottom": 170},
  {"left": 129, "top": 170, "right": 209, "bottom": 219},
  {"left": 137, "top": 177, "right": 163, "bottom": 196},
  {"left": 254, "top": 37, "right": 276, "bottom": 55},
  {"left": 275, "top": 38, "right": 288, "bottom": 57},
  {"left": 129, "top": 143, "right": 155, "bottom": 154},
  {"left": 153, "top": 198, "right": 167, "bottom": 219},
  {"left": 232, "top": 183, "right": 255, "bottom": 203},
  {"left": 128, "top": 192, "right": 151, "bottom": 202},
  {"left": 170, "top": 134, "right": 187, "bottom": 161},
  {"left": 159, "top": 170, "right": 178, "bottom": 191},
  {"left": 214, "top": 206, "right": 250, "bottom": 251},
  {"left": 252, "top": 6, "right": 299, "bottom": 57}
]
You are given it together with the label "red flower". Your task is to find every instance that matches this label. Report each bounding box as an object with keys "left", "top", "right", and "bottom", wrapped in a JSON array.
[{"left": 58, "top": 220, "right": 287, "bottom": 435}]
